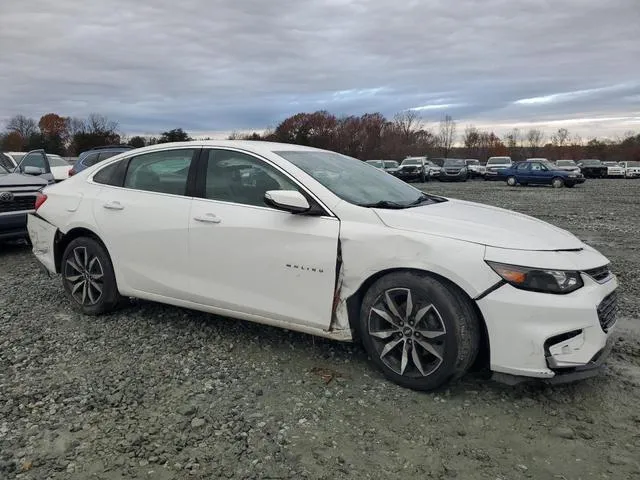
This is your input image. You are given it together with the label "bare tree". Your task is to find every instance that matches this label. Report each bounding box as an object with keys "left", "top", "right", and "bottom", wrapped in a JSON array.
[
  {"left": 6, "top": 114, "right": 38, "bottom": 138},
  {"left": 393, "top": 110, "right": 422, "bottom": 141},
  {"left": 86, "top": 113, "right": 118, "bottom": 135},
  {"left": 66, "top": 117, "right": 87, "bottom": 136},
  {"left": 551, "top": 128, "right": 570, "bottom": 147},
  {"left": 462, "top": 125, "right": 481, "bottom": 158},
  {"left": 526, "top": 129, "right": 545, "bottom": 157},
  {"left": 437, "top": 115, "right": 456, "bottom": 157}
]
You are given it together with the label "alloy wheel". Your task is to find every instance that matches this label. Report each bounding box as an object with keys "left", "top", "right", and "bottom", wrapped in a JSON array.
[
  {"left": 368, "top": 288, "right": 446, "bottom": 377},
  {"left": 507, "top": 176, "right": 516, "bottom": 186},
  {"left": 64, "top": 246, "right": 104, "bottom": 306}
]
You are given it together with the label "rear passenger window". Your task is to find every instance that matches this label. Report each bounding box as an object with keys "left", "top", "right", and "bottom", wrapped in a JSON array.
[
  {"left": 83, "top": 153, "right": 100, "bottom": 167},
  {"left": 94, "top": 160, "right": 127, "bottom": 186},
  {"left": 98, "top": 151, "right": 119, "bottom": 162},
  {"left": 124, "top": 149, "right": 195, "bottom": 195}
]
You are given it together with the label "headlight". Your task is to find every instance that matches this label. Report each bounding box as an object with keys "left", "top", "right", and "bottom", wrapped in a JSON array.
[
  {"left": 568, "top": 174, "right": 577, "bottom": 178},
  {"left": 486, "top": 261, "right": 583, "bottom": 294}
]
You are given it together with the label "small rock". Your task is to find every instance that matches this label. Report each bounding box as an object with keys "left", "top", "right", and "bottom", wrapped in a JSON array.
[
  {"left": 191, "top": 418, "right": 206, "bottom": 428},
  {"left": 552, "top": 427, "right": 576, "bottom": 439},
  {"left": 607, "top": 454, "right": 631, "bottom": 466},
  {"left": 179, "top": 405, "right": 197, "bottom": 416},
  {"left": 516, "top": 464, "right": 528, "bottom": 472}
]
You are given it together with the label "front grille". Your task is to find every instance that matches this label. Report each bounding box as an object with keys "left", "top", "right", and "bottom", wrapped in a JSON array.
[
  {"left": 584, "top": 265, "right": 611, "bottom": 283},
  {"left": 0, "top": 195, "right": 36, "bottom": 213},
  {"left": 597, "top": 291, "right": 617, "bottom": 332}
]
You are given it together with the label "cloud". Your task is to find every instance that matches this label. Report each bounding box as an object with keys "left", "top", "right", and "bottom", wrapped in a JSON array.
[{"left": 0, "top": 0, "right": 638, "bottom": 137}]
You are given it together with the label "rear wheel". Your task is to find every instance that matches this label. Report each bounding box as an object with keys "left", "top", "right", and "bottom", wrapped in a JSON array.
[
  {"left": 551, "top": 177, "right": 564, "bottom": 188},
  {"left": 61, "top": 237, "right": 122, "bottom": 315},
  {"left": 506, "top": 176, "right": 517, "bottom": 186},
  {"left": 359, "top": 272, "right": 480, "bottom": 391}
]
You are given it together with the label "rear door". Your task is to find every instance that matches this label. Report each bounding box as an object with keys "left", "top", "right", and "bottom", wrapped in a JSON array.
[
  {"left": 91, "top": 147, "right": 199, "bottom": 299},
  {"left": 187, "top": 148, "right": 340, "bottom": 330},
  {"left": 15, "top": 150, "right": 54, "bottom": 183},
  {"left": 514, "top": 162, "right": 530, "bottom": 182}
]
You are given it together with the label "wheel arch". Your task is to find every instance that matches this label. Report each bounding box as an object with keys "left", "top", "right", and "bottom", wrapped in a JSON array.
[
  {"left": 345, "top": 267, "right": 490, "bottom": 369},
  {"left": 54, "top": 226, "right": 110, "bottom": 273}
]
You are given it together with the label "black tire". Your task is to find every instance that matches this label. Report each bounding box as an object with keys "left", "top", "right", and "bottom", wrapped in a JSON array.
[
  {"left": 566, "top": 183, "right": 575, "bottom": 188},
  {"left": 359, "top": 272, "right": 480, "bottom": 391},
  {"left": 61, "top": 237, "right": 122, "bottom": 315}
]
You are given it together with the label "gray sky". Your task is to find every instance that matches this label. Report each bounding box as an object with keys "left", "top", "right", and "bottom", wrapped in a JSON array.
[{"left": 1, "top": 0, "right": 639, "bottom": 138}]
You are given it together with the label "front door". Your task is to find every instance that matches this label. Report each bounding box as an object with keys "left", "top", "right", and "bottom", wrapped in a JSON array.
[
  {"left": 188, "top": 148, "right": 340, "bottom": 331},
  {"left": 91, "top": 147, "right": 199, "bottom": 299},
  {"left": 16, "top": 150, "right": 54, "bottom": 183}
]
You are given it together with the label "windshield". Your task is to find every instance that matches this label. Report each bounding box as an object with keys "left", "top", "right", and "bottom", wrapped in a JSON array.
[
  {"left": 383, "top": 161, "right": 399, "bottom": 168},
  {"left": 0, "top": 164, "right": 8, "bottom": 174},
  {"left": 444, "top": 159, "right": 465, "bottom": 167},
  {"left": 9, "top": 153, "right": 25, "bottom": 163},
  {"left": 580, "top": 159, "right": 602, "bottom": 166},
  {"left": 487, "top": 157, "right": 511, "bottom": 165},
  {"left": 401, "top": 158, "right": 422, "bottom": 165},
  {"left": 366, "top": 160, "right": 384, "bottom": 168},
  {"left": 602, "top": 162, "right": 619, "bottom": 166},
  {"left": 46, "top": 155, "right": 69, "bottom": 167},
  {"left": 556, "top": 160, "right": 576, "bottom": 166},
  {"left": 276, "top": 150, "right": 440, "bottom": 208},
  {"left": 538, "top": 161, "right": 556, "bottom": 170},
  {"left": 465, "top": 160, "right": 479, "bottom": 165}
]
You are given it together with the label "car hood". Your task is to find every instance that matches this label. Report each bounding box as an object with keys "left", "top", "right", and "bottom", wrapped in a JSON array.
[
  {"left": 374, "top": 198, "right": 583, "bottom": 251},
  {"left": 0, "top": 173, "right": 48, "bottom": 188}
]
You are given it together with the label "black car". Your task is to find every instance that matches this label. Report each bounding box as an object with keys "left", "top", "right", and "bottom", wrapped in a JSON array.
[
  {"left": 577, "top": 159, "right": 607, "bottom": 178},
  {"left": 0, "top": 164, "right": 48, "bottom": 242},
  {"left": 439, "top": 158, "right": 468, "bottom": 182}
]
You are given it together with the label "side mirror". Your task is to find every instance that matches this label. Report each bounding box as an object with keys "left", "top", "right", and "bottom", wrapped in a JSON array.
[
  {"left": 23, "top": 166, "right": 45, "bottom": 175},
  {"left": 264, "top": 190, "right": 310, "bottom": 213}
]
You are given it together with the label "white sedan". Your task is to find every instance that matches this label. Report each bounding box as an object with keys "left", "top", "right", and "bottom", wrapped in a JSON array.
[
  {"left": 27, "top": 141, "right": 618, "bottom": 390},
  {"left": 46, "top": 154, "right": 72, "bottom": 181}
]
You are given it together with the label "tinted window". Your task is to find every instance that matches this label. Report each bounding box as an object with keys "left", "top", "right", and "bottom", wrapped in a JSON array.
[
  {"left": 98, "top": 151, "right": 120, "bottom": 162},
  {"left": 83, "top": 153, "right": 101, "bottom": 167},
  {"left": 94, "top": 159, "right": 127, "bottom": 186},
  {"left": 124, "top": 149, "right": 194, "bottom": 195},
  {"left": 204, "top": 149, "right": 299, "bottom": 208}
]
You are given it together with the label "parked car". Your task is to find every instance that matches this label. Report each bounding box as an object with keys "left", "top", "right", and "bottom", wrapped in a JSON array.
[
  {"left": 485, "top": 156, "right": 513, "bottom": 180},
  {"left": 554, "top": 159, "right": 581, "bottom": 174},
  {"left": 46, "top": 154, "right": 72, "bottom": 182},
  {"left": 577, "top": 159, "right": 607, "bottom": 178},
  {"left": 396, "top": 157, "right": 428, "bottom": 182},
  {"left": 619, "top": 161, "right": 640, "bottom": 178},
  {"left": 503, "top": 159, "right": 585, "bottom": 188},
  {"left": 602, "top": 161, "right": 625, "bottom": 178},
  {"left": 465, "top": 159, "right": 485, "bottom": 178},
  {"left": 27, "top": 141, "right": 618, "bottom": 391},
  {"left": 70, "top": 145, "right": 135, "bottom": 176},
  {"left": 439, "top": 158, "right": 468, "bottom": 182},
  {"left": 0, "top": 162, "right": 49, "bottom": 242},
  {"left": 365, "top": 160, "right": 385, "bottom": 170},
  {"left": 383, "top": 160, "right": 400, "bottom": 176}
]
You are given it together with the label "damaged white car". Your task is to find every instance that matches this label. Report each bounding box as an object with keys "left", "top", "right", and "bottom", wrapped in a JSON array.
[{"left": 27, "top": 141, "right": 618, "bottom": 391}]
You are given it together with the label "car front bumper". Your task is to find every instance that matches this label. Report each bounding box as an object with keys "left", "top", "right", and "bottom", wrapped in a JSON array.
[
  {"left": 477, "top": 274, "right": 618, "bottom": 380},
  {"left": 0, "top": 212, "right": 31, "bottom": 240}
]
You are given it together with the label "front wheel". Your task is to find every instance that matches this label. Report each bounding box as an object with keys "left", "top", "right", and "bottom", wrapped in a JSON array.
[
  {"left": 61, "top": 237, "right": 123, "bottom": 315},
  {"left": 551, "top": 177, "right": 564, "bottom": 188},
  {"left": 359, "top": 272, "right": 480, "bottom": 391},
  {"left": 506, "top": 176, "right": 517, "bottom": 186}
]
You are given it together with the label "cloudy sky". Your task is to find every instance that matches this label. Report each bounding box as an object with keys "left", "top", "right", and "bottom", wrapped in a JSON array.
[{"left": 1, "top": 0, "right": 639, "bottom": 138}]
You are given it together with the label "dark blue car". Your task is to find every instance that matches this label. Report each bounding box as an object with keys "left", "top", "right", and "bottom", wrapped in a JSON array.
[
  {"left": 500, "top": 159, "right": 585, "bottom": 188},
  {"left": 69, "top": 145, "right": 134, "bottom": 177}
]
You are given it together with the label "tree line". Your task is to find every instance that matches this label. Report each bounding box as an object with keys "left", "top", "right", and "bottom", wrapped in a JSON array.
[{"left": 2, "top": 111, "right": 639, "bottom": 162}]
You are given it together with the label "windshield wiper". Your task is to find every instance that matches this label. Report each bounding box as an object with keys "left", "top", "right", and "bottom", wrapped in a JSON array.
[{"left": 357, "top": 200, "right": 409, "bottom": 209}]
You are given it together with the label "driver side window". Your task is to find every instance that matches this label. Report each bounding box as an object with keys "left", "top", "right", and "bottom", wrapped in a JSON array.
[
  {"left": 20, "top": 152, "right": 47, "bottom": 171},
  {"left": 203, "top": 149, "right": 299, "bottom": 208}
]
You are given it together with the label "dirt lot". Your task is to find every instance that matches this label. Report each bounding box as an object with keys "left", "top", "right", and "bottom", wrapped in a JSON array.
[{"left": 1, "top": 179, "right": 639, "bottom": 480}]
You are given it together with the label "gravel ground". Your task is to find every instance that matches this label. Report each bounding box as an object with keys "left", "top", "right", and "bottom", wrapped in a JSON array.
[{"left": 1, "top": 179, "right": 639, "bottom": 480}]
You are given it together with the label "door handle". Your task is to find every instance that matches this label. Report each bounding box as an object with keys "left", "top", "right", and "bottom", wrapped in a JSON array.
[
  {"left": 194, "top": 213, "right": 221, "bottom": 224},
  {"left": 103, "top": 201, "right": 124, "bottom": 211}
]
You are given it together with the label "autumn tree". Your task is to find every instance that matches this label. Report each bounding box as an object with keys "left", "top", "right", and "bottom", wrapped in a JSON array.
[
  {"left": 1, "top": 131, "right": 24, "bottom": 151},
  {"left": 38, "top": 113, "right": 69, "bottom": 155},
  {"left": 436, "top": 115, "right": 456, "bottom": 157}
]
